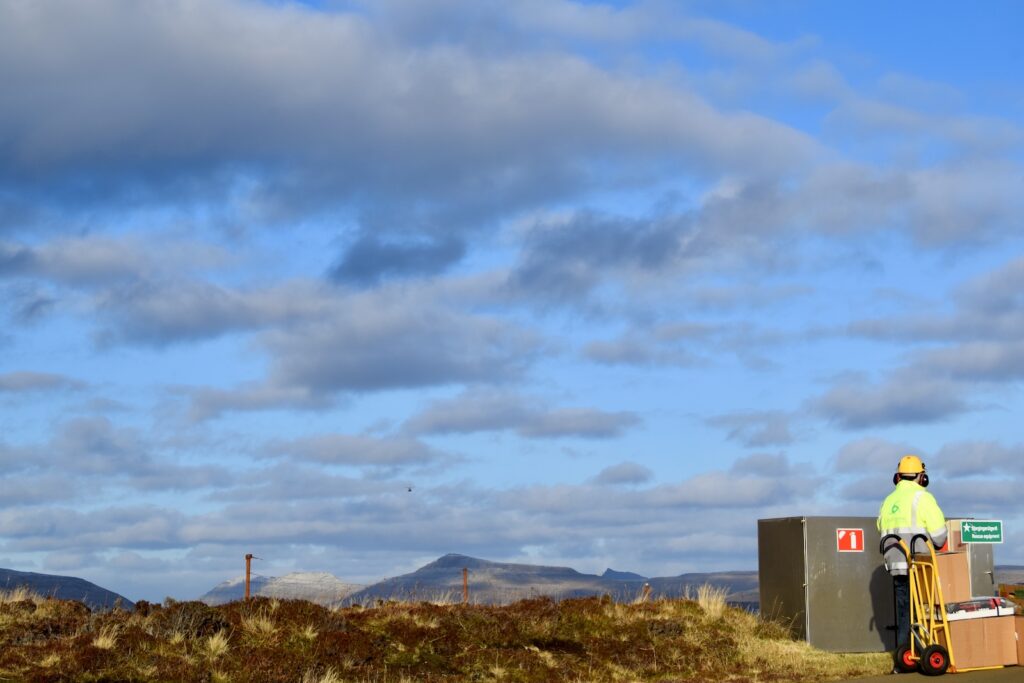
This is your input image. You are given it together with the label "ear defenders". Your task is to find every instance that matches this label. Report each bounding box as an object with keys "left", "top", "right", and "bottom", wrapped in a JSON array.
[{"left": 892, "top": 465, "right": 928, "bottom": 487}]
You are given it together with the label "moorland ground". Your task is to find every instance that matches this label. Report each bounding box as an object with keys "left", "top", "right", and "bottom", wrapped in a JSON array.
[{"left": 0, "top": 586, "right": 891, "bottom": 682}]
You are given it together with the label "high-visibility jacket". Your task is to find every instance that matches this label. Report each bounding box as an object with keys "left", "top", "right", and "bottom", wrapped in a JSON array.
[{"left": 877, "top": 480, "right": 947, "bottom": 576}]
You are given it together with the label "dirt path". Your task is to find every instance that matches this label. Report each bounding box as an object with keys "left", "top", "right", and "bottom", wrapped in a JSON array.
[{"left": 848, "top": 666, "right": 1022, "bottom": 682}]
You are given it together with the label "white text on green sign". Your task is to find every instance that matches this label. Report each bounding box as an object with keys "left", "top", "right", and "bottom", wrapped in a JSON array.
[{"left": 961, "top": 520, "right": 1003, "bottom": 544}]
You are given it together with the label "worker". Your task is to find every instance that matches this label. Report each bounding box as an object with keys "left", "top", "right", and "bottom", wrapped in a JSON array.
[{"left": 877, "top": 455, "right": 946, "bottom": 667}]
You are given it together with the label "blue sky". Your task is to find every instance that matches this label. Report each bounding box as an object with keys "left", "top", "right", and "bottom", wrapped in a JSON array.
[{"left": 2, "top": 0, "right": 1024, "bottom": 602}]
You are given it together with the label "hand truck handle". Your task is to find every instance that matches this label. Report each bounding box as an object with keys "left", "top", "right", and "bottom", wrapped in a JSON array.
[
  {"left": 909, "top": 533, "right": 931, "bottom": 555},
  {"left": 879, "top": 533, "right": 907, "bottom": 558}
]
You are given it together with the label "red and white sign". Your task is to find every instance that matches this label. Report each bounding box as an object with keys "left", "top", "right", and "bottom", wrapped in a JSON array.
[{"left": 836, "top": 528, "right": 864, "bottom": 553}]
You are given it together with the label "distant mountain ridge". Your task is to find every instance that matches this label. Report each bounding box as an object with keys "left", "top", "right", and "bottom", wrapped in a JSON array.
[
  {"left": 198, "top": 574, "right": 272, "bottom": 605},
  {"left": 997, "top": 566, "right": 1024, "bottom": 584},
  {"left": 7, "top": 557, "right": 1019, "bottom": 612},
  {"left": 200, "top": 572, "right": 363, "bottom": 605},
  {"left": 601, "top": 568, "right": 647, "bottom": 581},
  {"left": 179, "top": 558, "right": 1024, "bottom": 609},
  {"left": 0, "top": 567, "right": 133, "bottom": 611},
  {"left": 342, "top": 553, "right": 759, "bottom": 606}
]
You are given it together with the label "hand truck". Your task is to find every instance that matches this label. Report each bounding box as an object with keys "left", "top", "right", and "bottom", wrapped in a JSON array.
[{"left": 880, "top": 533, "right": 954, "bottom": 675}]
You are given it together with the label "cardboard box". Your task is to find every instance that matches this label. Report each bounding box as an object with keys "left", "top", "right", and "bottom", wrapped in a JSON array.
[
  {"left": 939, "top": 615, "right": 1017, "bottom": 670},
  {"left": 1015, "top": 616, "right": 1024, "bottom": 667},
  {"left": 938, "top": 520, "right": 959, "bottom": 552},
  {"left": 941, "top": 520, "right": 968, "bottom": 553},
  {"left": 915, "top": 551, "right": 972, "bottom": 603}
]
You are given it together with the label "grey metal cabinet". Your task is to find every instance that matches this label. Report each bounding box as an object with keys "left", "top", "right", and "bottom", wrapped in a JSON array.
[
  {"left": 759, "top": 516, "right": 895, "bottom": 652},
  {"left": 758, "top": 516, "right": 996, "bottom": 653}
]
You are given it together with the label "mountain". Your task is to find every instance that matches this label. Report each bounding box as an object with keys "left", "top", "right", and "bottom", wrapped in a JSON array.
[
  {"left": 199, "top": 574, "right": 272, "bottom": 605},
  {"left": 0, "top": 567, "right": 133, "bottom": 611},
  {"left": 200, "top": 572, "right": 362, "bottom": 605},
  {"left": 601, "top": 568, "right": 647, "bottom": 581},
  {"left": 197, "top": 557, "right": 1024, "bottom": 610},
  {"left": 648, "top": 570, "right": 760, "bottom": 604},
  {"left": 996, "top": 566, "right": 1024, "bottom": 585},
  {"left": 343, "top": 554, "right": 758, "bottom": 606}
]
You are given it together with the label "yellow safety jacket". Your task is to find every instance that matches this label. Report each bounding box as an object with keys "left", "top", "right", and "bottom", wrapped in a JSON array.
[{"left": 877, "top": 480, "right": 947, "bottom": 576}]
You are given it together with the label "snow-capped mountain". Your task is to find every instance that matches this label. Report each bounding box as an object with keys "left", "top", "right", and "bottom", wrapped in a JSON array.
[{"left": 199, "top": 572, "right": 362, "bottom": 605}]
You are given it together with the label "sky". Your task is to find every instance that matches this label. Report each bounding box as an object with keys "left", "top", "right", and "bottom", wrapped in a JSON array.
[{"left": 2, "top": 0, "right": 1024, "bottom": 603}]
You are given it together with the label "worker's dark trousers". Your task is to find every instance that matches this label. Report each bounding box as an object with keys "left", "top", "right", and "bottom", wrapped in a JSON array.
[{"left": 893, "top": 574, "right": 910, "bottom": 649}]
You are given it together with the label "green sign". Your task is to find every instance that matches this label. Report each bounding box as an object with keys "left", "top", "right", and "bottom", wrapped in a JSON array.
[{"left": 960, "top": 520, "right": 1003, "bottom": 543}]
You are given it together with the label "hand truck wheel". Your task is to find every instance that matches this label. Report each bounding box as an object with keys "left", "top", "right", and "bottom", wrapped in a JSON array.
[
  {"left": 919, "top": 644, "right": 949, "bottom": 676},
  {"left": 894, "top": 644, "right": 918, "bottom": 673}
]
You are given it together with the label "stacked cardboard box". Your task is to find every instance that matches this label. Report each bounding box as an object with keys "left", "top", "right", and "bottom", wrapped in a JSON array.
[
  {"left": 923, "top": 529, "right": 1020, "bottom": 668},
  {"left": 914, "top": 551, "right": 972, "bottom": 603},
  {"left": 1016, "top": 616, "right": 1024, "bottom": 666},
  {"left": 942, "top": 520, "right": 967, "bottom": 553},
  {"left": 939, "top": 615, "right": 1017, "bottom": 669}
]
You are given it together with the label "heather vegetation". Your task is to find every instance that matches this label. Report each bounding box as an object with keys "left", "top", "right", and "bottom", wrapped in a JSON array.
[{"left": 0, "top": 586, "right": 889, "bottom": 682}]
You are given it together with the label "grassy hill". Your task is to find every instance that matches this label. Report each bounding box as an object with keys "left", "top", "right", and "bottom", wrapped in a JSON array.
[{"left": 0, "top": 586, "right": 890, "bottom": 682}]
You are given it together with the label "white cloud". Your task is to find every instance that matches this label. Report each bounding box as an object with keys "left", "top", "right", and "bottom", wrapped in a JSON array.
[
  {"left": 832, "top": 437, "right": 920, "bottom": 474},
  {"left": 261, "top": 433, "right": 448, "bottom": 468},
  {"left": 0, "top": 371, "right": 84, "bottom": 393},
  {"left": 707, "top": 412, "right": 795, "bottom": 448},
  {"left": 0, "top": 236, "right": 227, "bottom": 287},
  {"left": 187, "top": 384, "right": 334, "bottom": 421},
  {"left": 263, "top": 294, "right": 539, "bottom": 394},
  {"left": 591, "top": 461, "right": 653, "bottom": 486},
  {"left": 812, "top": 373, "right": 967, "bottom": 429},
  {"left": 0, "top": 416, "right": 233, "bottom": 492},
  {"left": 0, "top": 0, "right": 817, "bottom": 231},
  {"left": 932, "top": 441, "right": 1024, "bottom": 478},
  {"left": 406, "top": 389, "right": 640, "bottom": 439}
]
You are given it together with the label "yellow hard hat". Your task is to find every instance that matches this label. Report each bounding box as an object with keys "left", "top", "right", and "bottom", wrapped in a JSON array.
[{"left": 896, "top": 455, "right": 925, "bottom": 475}]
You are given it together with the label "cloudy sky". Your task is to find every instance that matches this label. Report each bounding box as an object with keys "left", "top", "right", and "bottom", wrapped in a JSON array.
[{"left": 2, "top": 0, "right": 1024, "bottom": 602}]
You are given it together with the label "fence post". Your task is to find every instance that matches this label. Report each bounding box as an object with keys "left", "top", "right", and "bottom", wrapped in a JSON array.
[
  {"left": 642, "top": 583, "right": 651, "bottom": 603},
  {"left": 463, "top": 567, "right": 469, "bottom": 605},
  {"left": 245, "top": 554, "right": 254, "bottom": 600}
]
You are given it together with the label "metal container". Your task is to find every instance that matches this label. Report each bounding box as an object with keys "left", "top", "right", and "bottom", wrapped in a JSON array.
[
  {"left": 968, "top": 542, "right": 995, "bottom": 596},
  {"left": 758, "top": 516, "right": 998, "bottom": 653},
  {"left": 758, "top": 516, "right": 894, "bottom": 652}
]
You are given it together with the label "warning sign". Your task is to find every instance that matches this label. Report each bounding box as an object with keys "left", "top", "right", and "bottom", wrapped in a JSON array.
[{"left": 836, "top": 528, "right": 864, "bottom": 553}]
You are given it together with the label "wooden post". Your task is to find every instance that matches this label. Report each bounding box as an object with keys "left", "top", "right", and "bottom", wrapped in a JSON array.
[
  {"left": 245, "top": 554, "right": 254, "bottom": 600},
  {"left": 642, "top": 583, "right": 651, "bottom": 603},
  {"left": 462, "top": 567, "right": 469, "bottom": 605}
]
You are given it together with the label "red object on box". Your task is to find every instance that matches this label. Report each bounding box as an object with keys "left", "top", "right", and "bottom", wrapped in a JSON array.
[{"left": 947, "top": 597, "right": 1013, "bottom": 614}]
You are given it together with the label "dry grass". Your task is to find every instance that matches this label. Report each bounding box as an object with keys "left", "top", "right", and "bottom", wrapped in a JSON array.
[
  {"left": 0, "top": 589, "right": 891, "bottom": 682},
  {"left": 301, "top": 668, "right": 343, "bottom": 683},
  {"left": 204, "top": 630, "right": 231, "bottom": 659},
  {"left": 39, "top": 653, "right": 61, "bottom": 668},
  {"left": 693, "top": 582, "right": 729, "bottom": 619},
  {"left": 0, "top": 587, "right": 40, "bottom": 605},
  {"left": 241, "top": 610, "right": 278, "bottom": 643},
  {"left": 92, "top": 624, "right": 120, "bottom": 649}
]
